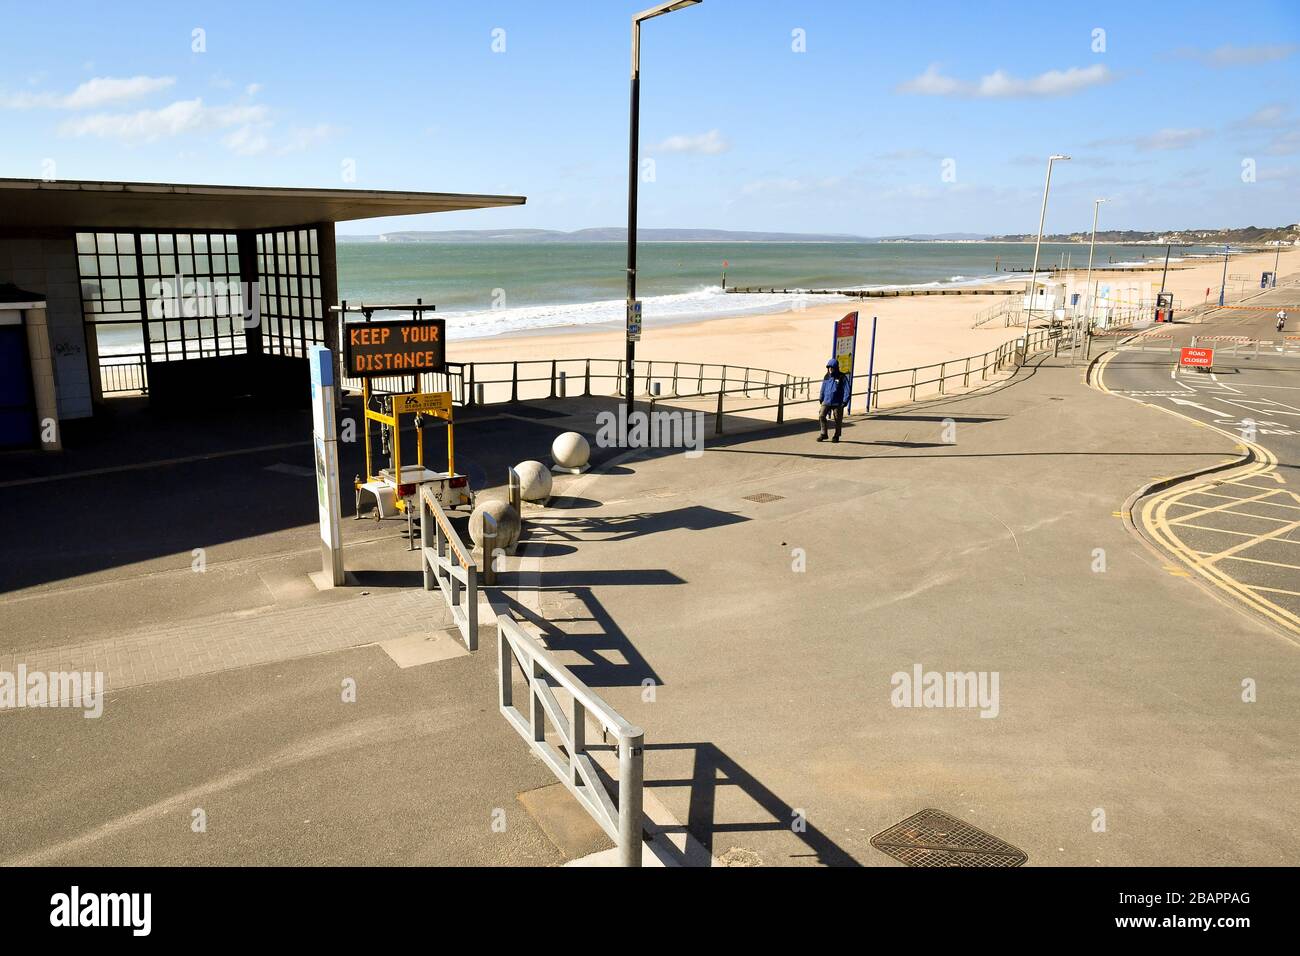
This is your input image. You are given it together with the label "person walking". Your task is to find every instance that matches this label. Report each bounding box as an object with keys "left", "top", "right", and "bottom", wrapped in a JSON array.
[{"left": 817, "top": 358, "right": 850, "bottom": 443}]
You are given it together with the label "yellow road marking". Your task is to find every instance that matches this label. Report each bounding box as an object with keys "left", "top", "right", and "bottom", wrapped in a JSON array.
[
  {"left": 1166, "top": 488, "right": 1292, "bottom": 523},
  {"left": 1095, "top": 350, "right": 1300, "bottom": 641},
  {"left": 1186, "top": 491, "right": 1300, "bottom": 510},
  {"left": 1168, "top": 506, "right": 1296, "bottom": 525},
  {"left": 1244, "top": 584, "right": 1300, "bottom": 597},
  {"left": 1203, "top": 515, "right": 1300, "bottom": 564}
]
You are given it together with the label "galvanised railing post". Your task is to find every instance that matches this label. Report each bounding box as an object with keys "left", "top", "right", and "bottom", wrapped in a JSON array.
[
  {"left": 511, "top": 362, "right": 519, "bottom": 403},
  {"left": 777, "top": 383, "right": 785, "bottom": 423},
  {"left": 421, "top": 495, "right": 434, "bottom": 592},
  {"left": 696, "top": 365, "right": 704, "bottom": 395},
  {"left": 939, "top": 362, "right": 946, "bottom": 395},
  {"left": 618, "top": 731, "right": 645, "bottom": 868},
  {"left": 714, "top": 389, "right": 725, "bottom": 436},
  {"left": 571, "top": 698, "right": 586, "bottom": 788},
  {"left": 549, "top": 360, "right": 557, "bottom": 399},
  {"left": 466, "top": 363, "right": 476, "bottom": 406},
  {"left": 671, "top": 362, "right": 680, "bottom": 396},
  {"left": 584, "top": 359, "right": 592, "bottom": 396},
  {"left": 910, "top": 368, "right": 917, "bottom": 402},
  {"left": 964, "top": 356, "right": 971, "bottom": 387}
]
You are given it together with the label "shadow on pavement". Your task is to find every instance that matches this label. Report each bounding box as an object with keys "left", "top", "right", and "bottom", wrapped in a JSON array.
[{"left": 646, "top": 742, "right": 861, "bottom": 867}]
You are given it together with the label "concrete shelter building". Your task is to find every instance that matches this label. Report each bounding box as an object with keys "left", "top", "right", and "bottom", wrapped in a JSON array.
[{"left": 0, "top": 178, "right": 524, "bottom": 449}]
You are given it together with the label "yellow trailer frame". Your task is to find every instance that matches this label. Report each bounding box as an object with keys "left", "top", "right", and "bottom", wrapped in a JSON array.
[{"left": 360, "top": 383, "right": 456, "bottom": 514}]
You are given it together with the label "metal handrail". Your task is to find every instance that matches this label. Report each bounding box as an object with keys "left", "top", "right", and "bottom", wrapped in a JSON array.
[
  {"left": 497, "top": 615, "right": 645, "bottom": 866},
  {"left": 420, "top": 485, "right": 479, "bottom": 651}
]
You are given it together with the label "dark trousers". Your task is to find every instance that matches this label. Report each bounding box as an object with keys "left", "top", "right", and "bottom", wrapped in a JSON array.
[{"left": 819, "top": 403, "right": 844, "bottom": 438}]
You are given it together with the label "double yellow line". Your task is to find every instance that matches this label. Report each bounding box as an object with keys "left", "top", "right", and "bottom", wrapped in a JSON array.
[{"left": 1092, "top": 349, "right": 1300, "bottom": 643}]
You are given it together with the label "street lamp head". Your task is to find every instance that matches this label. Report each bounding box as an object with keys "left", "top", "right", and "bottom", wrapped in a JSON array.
[
  {"left": 635, "top": 0, "right": 701, "bottom": 22},
  {"left": 1050, "top": 154, "right": 1071, "bottom": 161}
]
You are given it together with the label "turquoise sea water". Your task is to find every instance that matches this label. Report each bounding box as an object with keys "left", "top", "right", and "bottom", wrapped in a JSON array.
[{"left": 336, "top": 241, "right": 1219, "bottom": 340}]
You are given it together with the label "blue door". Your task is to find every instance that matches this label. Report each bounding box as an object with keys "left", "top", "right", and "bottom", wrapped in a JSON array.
[{"left": 0, "top": 323, "right": 37, "bottom": 448}]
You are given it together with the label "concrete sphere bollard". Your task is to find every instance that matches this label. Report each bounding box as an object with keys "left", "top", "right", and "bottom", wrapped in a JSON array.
[
  {"left": 514, "top": 460, "right": 553, "bottom": 501},
  {"left": 468, "top": 499, "right": 521, "bottom": 552},
  {"left": 552, "top": 431, "right": 591, "bottom": 470}
]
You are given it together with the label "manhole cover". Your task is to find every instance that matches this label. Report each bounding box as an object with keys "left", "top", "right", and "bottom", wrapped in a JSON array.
[
  {"left": 870, "top": 809, "right": 1027, "bottom": 867},
  {"left": 743, "top": 492, "right": 785, "bottom": 503}
]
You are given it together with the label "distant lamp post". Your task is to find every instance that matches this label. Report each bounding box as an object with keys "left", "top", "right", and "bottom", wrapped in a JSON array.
[
  {"left": 625, "top": 0, "right": 702, "bottom": 421},
  {"left": 1082, "top": 197, "right": 1107, "bottom": 346},
  {"left": 1218, "top": 243, "right": 1230, "bottom": 306},
  {"left": 1024, "top": 154, "right": 1070, "bottom": 339}
]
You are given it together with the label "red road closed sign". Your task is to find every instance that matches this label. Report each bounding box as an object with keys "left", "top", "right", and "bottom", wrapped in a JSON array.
[{"left": 1179, "top": 346, "right": 1214, "bottom": 368}]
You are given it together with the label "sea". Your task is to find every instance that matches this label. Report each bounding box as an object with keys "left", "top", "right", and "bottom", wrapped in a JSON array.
[
  {"left": 335, "top": 241, "right": 1222, "bottom": 340},
  {"left": 89, "top": 240, "right": 1224, "bottom": 354}
]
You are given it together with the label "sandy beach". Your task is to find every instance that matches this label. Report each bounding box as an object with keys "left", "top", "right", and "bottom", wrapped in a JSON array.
[{"left": 449, "top": 247, "right": 1294, "bottom": 389}]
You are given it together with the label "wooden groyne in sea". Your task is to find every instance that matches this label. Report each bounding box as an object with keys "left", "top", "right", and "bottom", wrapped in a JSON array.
[{"left": 724, "top": 286, "right": 1019, "bottom": 298}]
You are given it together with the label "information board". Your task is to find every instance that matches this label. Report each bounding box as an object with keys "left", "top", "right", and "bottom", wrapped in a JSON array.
[{"left": 344, "top": 319, "right": 446, "bottom": 377}]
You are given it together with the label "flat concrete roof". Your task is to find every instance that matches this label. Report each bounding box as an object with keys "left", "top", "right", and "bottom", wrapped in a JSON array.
[{"left": 0, "top": 178, "right": 526, "bottom": 231}]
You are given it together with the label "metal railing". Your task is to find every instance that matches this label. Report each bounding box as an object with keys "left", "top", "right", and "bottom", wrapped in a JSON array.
[
  {"left": 497, "top": 615, "right": 645, "bottom": 867},
  {"left": 1120, "top": 331, "right": 1300, "bottom": 357},
  {"left": 363, "top": 356, "right": 814, "bottom": 408},
  {"left": 698, "top": 326, "right": 1058, "bottom": 434},
  {"left": 99, "top": 354, "right": 149, "bottom": 394},
  {"left": 420, "top": 485, "right": 479, "bottom": 651}
]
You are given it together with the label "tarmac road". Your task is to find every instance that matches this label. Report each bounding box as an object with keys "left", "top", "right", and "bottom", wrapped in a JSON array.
[{"left": 1095, "top": 286, "right": 1300, "bottom": 639}]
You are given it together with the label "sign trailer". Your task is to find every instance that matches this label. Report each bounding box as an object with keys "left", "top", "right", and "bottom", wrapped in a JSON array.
[{"left": 331, "top": 302, "right": 473, "bottom": 549}]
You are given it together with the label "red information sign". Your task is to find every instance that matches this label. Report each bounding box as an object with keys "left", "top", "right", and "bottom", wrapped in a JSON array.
[{"left": 1179, "top": 346, "right": 1214, "bottom": 368}]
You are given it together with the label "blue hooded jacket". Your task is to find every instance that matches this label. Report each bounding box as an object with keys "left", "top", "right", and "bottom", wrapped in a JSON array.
[{"left": 819, "top": 370, "right": 850, "bottom": 406}]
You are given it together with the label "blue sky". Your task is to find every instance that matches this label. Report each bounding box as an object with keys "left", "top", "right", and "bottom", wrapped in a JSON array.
[{"left": 1, "top": 0, "right": 1297, "bottom": 236}]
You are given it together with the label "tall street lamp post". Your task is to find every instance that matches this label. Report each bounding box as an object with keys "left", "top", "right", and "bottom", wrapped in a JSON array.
[
  {"left": 1078, "top": 197, "right": 1106, "bottom": 362},
  {"left": 626, "top": 0, "right": 701, "bottom": 421},
  {"left": 1218, "top": 244, "right": 1230, "bottom": 307},
  {"left": 1023, "top": 154, "right": 1070, "bottom": 342}
]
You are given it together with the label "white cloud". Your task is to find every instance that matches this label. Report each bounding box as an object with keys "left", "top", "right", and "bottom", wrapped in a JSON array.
[
  {"left": 897, "top": 63, "right": 1112, "bottom": 98},
  {"left": 649, "top": 129, "right": 729, "bottom": 154},
  {"left": 60, "top": 99, "right": 270, "bottom": 144},
  {"left": 245, "top": 83, "right": 262, "bottom": 97},
  {"left": 740, "top": 176, "right": 844, "bottom": 197},
  {"left": 1, "top": 75, "right": 174, "bottom": 109},
  {"left": 276, "top": 123, "right": 340, "bottom": 154},
  {"left": 1267, "top": 129, "right": 1300, "bottom": 156},
  {"left": 896, "top": 64, "right": 964, "bottom": 96},
  {"left": 1134, "top": 128, "right": 1210, "bottom": 151},
  {"left": 1176, "top": 43, "right": 1298, "bottom": 67},
  {"left": 1234, "top": 104, "right": 1290, "bottom": 129},
  {"left": 224, "top": 124, "right": 271, "bottom": 156}
]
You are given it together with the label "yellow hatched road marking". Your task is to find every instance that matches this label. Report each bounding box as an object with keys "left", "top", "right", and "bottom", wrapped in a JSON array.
[
  {"left": 1167, "top": 488, "right": 1293, "bottom": 524},
  {"left": 1202, "top": 515, "right": 1300, "bottom": 564},
  {"left": 1096, "top": 346, "right": 1300, "bottom": 641},
  {"left": 1168, "top": 506, "right": 1296, "bottom": 525},
  {"left": 1244, "top": 584, "right": 1300, "bottom": 597},
  {"left": 1210, "top": 553, "right": 1300, "bottom": 570}
]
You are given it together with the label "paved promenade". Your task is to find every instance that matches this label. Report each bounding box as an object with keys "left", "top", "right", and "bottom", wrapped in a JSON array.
[
  {"left": 3, "top": 342, "right": 1296, "bottom": 866},
  {"left": 500, "top": 352, "right": 1300, "bottom": 866}
]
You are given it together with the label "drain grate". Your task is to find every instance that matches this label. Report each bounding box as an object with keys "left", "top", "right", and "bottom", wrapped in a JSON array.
[
  {"left": 870, "top": 809, "right": 1027, "bottom": 867},
  {"left": 743, "top": 492, "right": 785, "bottom": 503}
]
